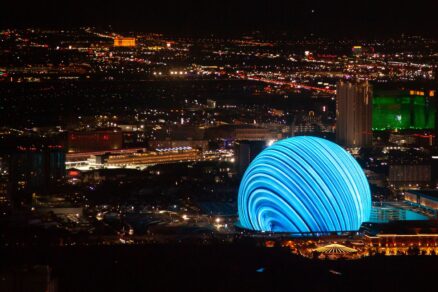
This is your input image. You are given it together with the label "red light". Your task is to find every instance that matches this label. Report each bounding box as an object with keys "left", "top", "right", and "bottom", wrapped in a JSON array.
[
  {"left": 68, "top": 170, "right": 80, "bottom": 177},
  {"left": 413, "top": 134, "right": 434, "bottom": 138}
]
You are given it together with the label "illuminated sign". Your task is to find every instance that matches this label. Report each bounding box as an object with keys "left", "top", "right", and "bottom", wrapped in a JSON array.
[
  {"left": 114, "top": 37, "right": 136, "bottom": 47},
  {"left": 373, "top": 95, "right": 436, "bottom": 130},
  {"left": 238, "top": 136, "right": 371, "bottom": 233}
]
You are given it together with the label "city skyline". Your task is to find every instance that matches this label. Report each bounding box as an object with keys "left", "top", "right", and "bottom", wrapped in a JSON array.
[
  {"left": 0, "top": 3, "right": 437, "bottom": 291},
  {"left": 1, "top": 0, "right": 437, "bottom": 37}
]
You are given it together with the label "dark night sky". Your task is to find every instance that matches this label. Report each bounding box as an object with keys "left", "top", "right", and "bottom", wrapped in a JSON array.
[{"left": 1, "top": 0, "right": 437, "bottom": 37}]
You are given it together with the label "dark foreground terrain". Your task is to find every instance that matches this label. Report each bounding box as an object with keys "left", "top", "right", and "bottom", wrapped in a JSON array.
[{"left": 1, "top": 243, "right": 438, "bottom": 291}]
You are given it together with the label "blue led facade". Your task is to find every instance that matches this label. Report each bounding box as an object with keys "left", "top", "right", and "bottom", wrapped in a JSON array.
[{"left": 238, "top": 136, "right": 371, "bottom": 233}]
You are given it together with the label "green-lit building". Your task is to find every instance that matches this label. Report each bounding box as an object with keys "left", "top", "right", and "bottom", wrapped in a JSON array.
[{"left": 372, "top": 90, "right": 436, "bottom": 131}]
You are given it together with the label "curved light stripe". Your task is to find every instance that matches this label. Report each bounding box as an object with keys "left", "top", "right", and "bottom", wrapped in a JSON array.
[{"left": 238, "top": 136, "right": 371, "bottom": 234}]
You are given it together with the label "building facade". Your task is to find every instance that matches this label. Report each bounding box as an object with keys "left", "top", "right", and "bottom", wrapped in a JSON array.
[
  {"left": 336, "top": 80, "right": 373, "bottom": 147},
  {"left": 67, "top": 130, "right": 123, "bottom": 153},
  {"left": 235, "top": 140, "right": 267, "bottom": 175},
  {"left": 1, "top": 144, "right": 65, "bottom": 204},
  {"left": 113, "top": 37, "right": 136, "bottom": 47}
]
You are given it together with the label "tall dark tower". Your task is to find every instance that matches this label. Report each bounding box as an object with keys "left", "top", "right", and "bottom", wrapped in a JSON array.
[
  {"left": 435, "top": 91, "right": 438, "bottom": 147},
  {"left": 235, "top": 140, "right": 267, "bottom": 175},
  {"left": 435, "top": 67, "right": 438, "bottom": 143},
  {"left": 336, "top": 80, "right": 373, "bottom": 147}
]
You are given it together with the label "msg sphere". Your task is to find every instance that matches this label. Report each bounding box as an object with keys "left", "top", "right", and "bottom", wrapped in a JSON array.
[{"left": 238, "top": 136, "right": 371, "bottom": 234}]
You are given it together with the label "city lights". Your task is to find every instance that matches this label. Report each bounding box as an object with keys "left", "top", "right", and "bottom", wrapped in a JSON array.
[{"left": 1, "top": 5, "right": 437, "bottom": 289}]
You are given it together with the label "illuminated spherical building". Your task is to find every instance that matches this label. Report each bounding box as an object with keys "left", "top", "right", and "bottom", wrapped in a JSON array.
[{"left": 238, "top": 136, "right": 371, "bottom": 234}]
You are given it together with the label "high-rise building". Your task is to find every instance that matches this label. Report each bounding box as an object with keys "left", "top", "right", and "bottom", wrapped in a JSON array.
[
  {"left": 336, "top": 80, "right": 373, "bottom": 147},
  {"left": 435, "top": 90, "right": 438, "bottom": 145},
  {"left": 235, "top": 140, "right": 267, "bottom": 175},
  {"left": 0, "top": 136, "right": 66, "bottom": 205},
  {"left": 373, "top": 89, "right": 436, "bottom": 131}
]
